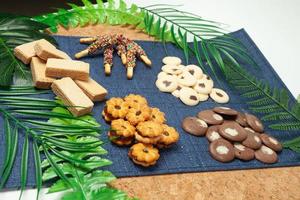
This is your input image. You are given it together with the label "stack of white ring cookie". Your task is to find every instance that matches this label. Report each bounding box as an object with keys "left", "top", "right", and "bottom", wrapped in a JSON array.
[{"left": 155, "top": 56, "right": 230, "bottom": 106}]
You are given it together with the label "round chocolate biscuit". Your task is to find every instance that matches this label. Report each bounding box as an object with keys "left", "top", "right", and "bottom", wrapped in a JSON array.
[
  {"left": 234, "top": 143, "right": 255, "bottom": 161},
  {"left": 235, "top": 112, "right": 248, "bottom": 127},
  {"left": 260, "top": 134, "right": 282, "bottom": 152},
  {"left": 219, "top": 122, "right": 248, "bottom": 142},
  {"left": 245, "top": 113, "right": 264, "bottom": 133},
  {"left": 182, "top": 117, "right": 208, "bottom": 136},
  {"left": 242, "top": 132, "right": 262, "bottom": 150},
  {"left": 209, "top": 139, "right": 235, "bottom": 163},
  {"left": 255, "top": 145, "right": 278, "bottom": 164},
  {"left": 206, "top": 125, "right": 222, "bottom": 142},
  {"left": 213, "top": 107, "right": 238, "bottom": 116},
  {"left": 197, "top": 110, "right": 223, "bottom": 125},
  {"left": 244, "top": 127, "right": 256, "bottom": 134}
]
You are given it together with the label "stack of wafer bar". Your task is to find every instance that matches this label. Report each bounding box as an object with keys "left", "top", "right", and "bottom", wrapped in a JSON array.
[
  {"left": 14, "top": 39, "right": 108, "bottom": 116},
  {"left": 52, "top": 77, "right": 94, "bottom": 117}
]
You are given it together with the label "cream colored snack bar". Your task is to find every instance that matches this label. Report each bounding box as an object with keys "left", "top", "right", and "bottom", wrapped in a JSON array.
[
  {"left": 14, "top": 40, "right": 37, "bottom": 64},
  {"left": 34, "top": 39, "right": 71, "bottom": 60},
  {"left": 51, "top": 77, "right": 94, "bottom": 116},
  {"left": 30, "top": 57, "right": 55, "bottom": 89},
  {"left": 13, "top": 39, "right": 54, "bottom": 64},
  {"left": 75, "top": 78, "right": 108, "bottom": 102},
  {"left": 46, "top": 58, "right": 90, "bottom": 81}
]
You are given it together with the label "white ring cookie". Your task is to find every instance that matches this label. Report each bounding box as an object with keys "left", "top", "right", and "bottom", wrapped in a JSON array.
[
  {"left": 177, "top": 64, "right": 186, "bottom": 71},
  {"left": 198, "top": 93, "right": 209, "bottom": 101},
  {"left": 179, "top": 87, "right": 200, "bottom": 106},
  {"left": 171, "top": 84, "right": 184, "bottom": 98},
  {"left": 202, "top": 74, "right": 214, "bottom": 85},
  {"left": 157, "top": 71, "right": 172, "bottom": 79},
  {"left": 177, "top": 71, "right": 197, "bottom": 87},
  {"left": 162, "top": 56, "right": 182, "bottom": 66},
  {"left": 193, "top": 77, "right": 214, "bottom": 94},
  {"left": 155, "top": 75, "right": 178, "bottom": 93},
  {"left": 162, "top": 65, "right": 183, "bottom": 75},
  {"left": 184, "top": 65, "right": 203, "bottom": 79},
  {"left": 210, "top": 88, "right": 230, "bottom": 103},
  {"left": 172, "top": 90, "right": 180, "bottom": 98}
]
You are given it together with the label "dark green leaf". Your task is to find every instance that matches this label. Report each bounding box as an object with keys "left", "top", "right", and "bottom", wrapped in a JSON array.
[
  {"left": 33, "top": 140, "right": 42, "bottom": 200},
  {"left": 19, "top": 133, "right": 29, "bottom": 200},
  {"left": 0, "top": 126, "right": 18, "bottom": 189},
  {"left": 0, "top": 116, "right": 11, "bottom": 177}
]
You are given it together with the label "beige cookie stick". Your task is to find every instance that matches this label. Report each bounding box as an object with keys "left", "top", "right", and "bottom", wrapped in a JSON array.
[
  {"left": 140, "top": 55, "right": 152, "bottom": 66},
  {"left": 120, "top": 38, "right": 152, "bottom": 67},
  {"left": 75, "top": 36, "right": 98, "bottom": 58},
  {"left": 75, "top": 35, "right": 116, "bottom": 59},
  {"left": 79, "top": 37, "right": 98, "bottom": 44}
]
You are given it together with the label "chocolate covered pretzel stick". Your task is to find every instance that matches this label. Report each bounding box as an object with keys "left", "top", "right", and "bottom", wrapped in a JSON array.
[
  {"left": 104, "top": 45, "right": 114, "bottom": 75},
  {"left": 126, "top": 49, "right": 136, "bottom": 79},
  {"left": 74, "top": 34, "right": 152, "bottom": 79},
  {"left": 116, "top": 43, "right": 127, "bottom": 65}
]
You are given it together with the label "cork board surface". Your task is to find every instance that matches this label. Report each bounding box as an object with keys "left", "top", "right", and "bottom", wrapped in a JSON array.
[{"left": 56, "top": 24, "right": 300, "bottom": 200}]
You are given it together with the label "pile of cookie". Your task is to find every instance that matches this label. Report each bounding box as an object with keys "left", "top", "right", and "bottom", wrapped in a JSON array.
[
  {"left": 155, "top": 56, "right": 230, "bottom": 106},
  {"left": 182, "top": 107, "right": 282, "bottom": 164},
  {"left": 102, "top": 94, "right": 179, "bottom": 167},
  {"left": 14, "top": 39, "right": 108, "bottom": 117}
]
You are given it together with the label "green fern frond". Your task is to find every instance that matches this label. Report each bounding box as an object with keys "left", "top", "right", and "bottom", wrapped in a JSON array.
[
  {"left": 241, "top": 90, "right": 264, "bottom": 98},
  {"left": 283, "top": 136, "right": 300, "bottom": 153},
  {"left": 247, "top": 97, "right": 273, "bottom": 106},
  {"left": 224, "top": 62, "right": 300, "bottom": 132},
  {"left": 249, "top": 104, "right": 282, "bottom": 113},
  {"left": 270, "top": 123, "right": 300, "bottom": 131},
  {"left": 34, "top": 0, "right": 144, "bottom": 32},
  {"left": 261, "top": 112, "right": 294, "bottom": 121}
]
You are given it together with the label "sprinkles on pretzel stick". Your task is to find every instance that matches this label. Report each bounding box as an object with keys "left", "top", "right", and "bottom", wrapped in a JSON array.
[{"left": 74, "top": 34, "right": 152, "bottom": 79}]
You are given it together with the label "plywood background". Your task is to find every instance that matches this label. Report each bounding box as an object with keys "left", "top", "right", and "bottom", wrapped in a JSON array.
[{"left": 56, "top": 24, "right": 300, "bottom": 200}]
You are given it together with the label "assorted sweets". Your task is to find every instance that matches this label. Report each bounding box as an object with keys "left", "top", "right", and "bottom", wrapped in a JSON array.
[
  {"left": 156, "top": 56, "right": 230, "bottom": 106},
  {"left": 103, "top": 94, "right": 179, "bottom": 167},
  {"left": 14, "top": 37, "right": 285, "bottom": 167},
  {"left": 14, "top": 39, "right": 108, "bottom": 117},
  {"left": 182, "top": 106, "right": 282, "bottom": 164},
  {"left": 75, "top": 34, "right": 151, "bottom": 79}
]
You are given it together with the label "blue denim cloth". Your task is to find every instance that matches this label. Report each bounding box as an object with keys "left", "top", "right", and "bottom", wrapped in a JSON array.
[{"left": 1, "top": 29, "right": 299, "bottom": 189}]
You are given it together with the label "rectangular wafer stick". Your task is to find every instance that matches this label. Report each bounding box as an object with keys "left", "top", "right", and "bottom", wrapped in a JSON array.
[
  {"left": 75, "top": 78, "right": 108, "bottom": 102},
  {"left": 51, "top": 77, "right": 94, "bottom": 117},
  {"left": 30, "top": 57, "right": 55, "bottom": 89},
  {"left": 46, "top": 58, "right": 90, "bottom": 81},
  {"left": 34, "top": 39, "right": 71, "bottom": 60},
  {"left": 13, "top": 39, "right": 54, "bottom": 64}
]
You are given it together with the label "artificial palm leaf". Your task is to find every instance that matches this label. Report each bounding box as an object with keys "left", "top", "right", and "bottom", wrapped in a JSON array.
[
  {"left": 224, "top": 62, "right": 300, "bottom": 131},
  {"left": 140, "top": 4, "right": 256, "bottom": 77},
  {"left": 0, "top": 86, "right": 130, "bottom": 200},
  {"left": 0, "top": 15, "right": 56, "bottom": 86},
  {"left": 34, "top": 0, "right": 144, "bottom": 32},
  {"left": 283, "top": 136, "right": 300, "bottom": 153}
]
